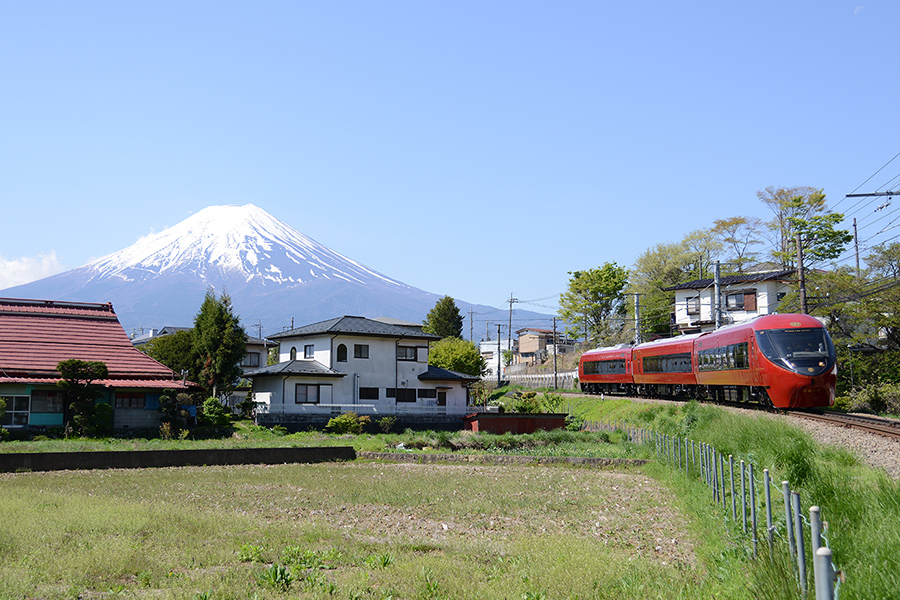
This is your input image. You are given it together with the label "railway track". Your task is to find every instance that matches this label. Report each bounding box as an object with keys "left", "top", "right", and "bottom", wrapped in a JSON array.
[{"left": 790, "top": 411, "right": 900, "bottom": 441}]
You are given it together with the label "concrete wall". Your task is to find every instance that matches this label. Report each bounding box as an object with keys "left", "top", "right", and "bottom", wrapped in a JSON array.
[{"left": 0, "top": 446, "right": 355, "bottom": 472}]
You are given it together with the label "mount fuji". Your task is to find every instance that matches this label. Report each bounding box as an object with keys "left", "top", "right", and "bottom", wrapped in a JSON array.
[{"left": 1, "top": 204, "right": 504, "bottom": 335}]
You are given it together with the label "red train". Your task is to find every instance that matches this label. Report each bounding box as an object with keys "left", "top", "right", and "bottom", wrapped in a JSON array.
[{"left": 578, "top": 313, "right": 836, "bottom": 409}]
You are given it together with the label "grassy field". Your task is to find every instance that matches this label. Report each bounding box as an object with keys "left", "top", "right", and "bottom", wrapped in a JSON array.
[
  {"left": 0, "top": 459, "right": 748, "bottom": 599},
  {"left": 1, "top": 395, "right": 898, "bottom": 599}
]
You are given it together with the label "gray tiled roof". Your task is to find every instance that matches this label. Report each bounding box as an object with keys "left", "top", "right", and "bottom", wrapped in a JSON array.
[
  {"left": 417, "top": 365, "right": 480, "bottom": 382},
  {"left": 663, "top": 270, "right": 795, "bottom": 291},
  {"left": 270, "top": 316, "right": 439, "bottom": 341},
  {"left": 242, "top": 360, "right": 345, "bottom": 378}
]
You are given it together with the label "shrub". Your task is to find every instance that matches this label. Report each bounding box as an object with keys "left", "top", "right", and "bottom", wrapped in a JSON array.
[
  {"left": 846, "top": 382, "right": 900, "bottom": 416},
  {"left": 511, "top": 391, "right": 543, "bottom": 414},
  {"left": 200, "top": 397, "right": 231, "bottom": 427},
  {"left": 325, "top": 412, "right": 370, "bottom": 435},
  {"left": 377, "top": 415, "right": 397, "bottom": 434}
]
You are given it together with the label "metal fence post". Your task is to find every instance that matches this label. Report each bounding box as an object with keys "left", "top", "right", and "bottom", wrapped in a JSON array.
[
  {"left": 749, "top": 463, "right": 758, "bottom": 559},
  {"left": 720, "top": 453, "right": 727, "bottom": 511},
  {"left": 741, "top": 460, "right": 747, "bottom": 533},
  {"left": 810, "top": 506, "right": 823, "bottom": 600},
  {"left": 729, "top": 455, "right": 736, "bottom": 521},
  {"left": 815, "top": 547, "right": 834, "bottom": 600},
  {"left": 764, "top": 469, "right": 774, "bottom": 552},
  {"left": 713, "top": 449, "right": 720, "bottom": 502},
  {"left": 783, "top": 481, "right": 795, "bottom": 559},
  {"left": 792, "top": 492, "right": 806, "bottom": 597}
]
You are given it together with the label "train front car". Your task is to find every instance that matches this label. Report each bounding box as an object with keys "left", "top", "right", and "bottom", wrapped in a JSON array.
[
  {"left": 751, "top": 314, "right": 836, "bottom": 408},
  {"left": 579, "top": 345, "right": 633, "bottom": 395},
  {"left": 694, "top": 314, "right": 836, "bottom": 409}
]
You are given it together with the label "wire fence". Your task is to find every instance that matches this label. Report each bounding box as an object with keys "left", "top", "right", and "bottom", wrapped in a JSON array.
[
  {"left": 584, "top": 419, "right": 843, "bottom": 600},
  {"left": 504, "top": 371, "right": 578, "bottom": 390}
]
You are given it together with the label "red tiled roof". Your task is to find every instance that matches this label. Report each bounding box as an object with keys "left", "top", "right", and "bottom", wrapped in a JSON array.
[{"left": 0, "top": 297, "right": 183, "bottom": 386}]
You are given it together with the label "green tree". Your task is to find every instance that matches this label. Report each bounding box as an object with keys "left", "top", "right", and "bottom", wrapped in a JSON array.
[
  {"left": 428, "top": 337, "right": 486, "bottom": 376},
  {"left": 56, "top": 359, "right": 110, "bottom": 437},
  {"left": 712, "top": 216, "right": 764, "bottom": 272},
  {"left": 193, "top": 289, "right": 247, "bottom": 398},
  {"left": 141, "top": 329, "right": 196, "bottom": 378},
  {"left": 559, "top": 263, "right": 629, "bottom": 346},
  {"left": 758, "top": 186, "right": 850, "bottom": 268},
  {"left": 626, "top": 239, "right": 697, "bottom": 340},
  {"left": 422, "top": 296, "right": 464, "bottom": 339}
]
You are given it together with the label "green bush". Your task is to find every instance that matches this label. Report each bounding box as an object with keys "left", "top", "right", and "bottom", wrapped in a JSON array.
[
  {"left": 845, "top": 382, "right": 900, "bottom": 415},
  {"left": 377, "top": 415, "right": 397, "bottom": 434},
  {"left": 200, "top": 397, "right": 230, "bottom": 427},
  {"left": 325, "top": 412, "right": 370, "bottom": 434}
]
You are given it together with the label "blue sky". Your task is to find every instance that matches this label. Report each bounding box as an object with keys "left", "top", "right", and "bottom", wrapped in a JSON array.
[{"left": 2, "top": 1, "right": 898, "bottom": 318}]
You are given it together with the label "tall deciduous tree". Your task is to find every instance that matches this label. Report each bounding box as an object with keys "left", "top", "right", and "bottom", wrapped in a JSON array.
[
  {"left": 712, "top": 216, "right": 764, "bottom": 272},
  {"left": 758, "top": 186, "right": 850, "bottom": 268},
  {"left": 141, "top": 329, "right": 196, "bottom": 379},
  {"left": 428, "top": 337, "right": 486, "bottom": 376},
  {"left": 423, "top": 296, "right": 464, "bottom": 339},
  {"left": 193, "top": 289, "right": 246, "bottom": 398},
  {"left": 559, "top": 262, "right": 628, "bottom": 347},
  {"left": 627, "top": 241, "right": 694, "bottom": 339}
]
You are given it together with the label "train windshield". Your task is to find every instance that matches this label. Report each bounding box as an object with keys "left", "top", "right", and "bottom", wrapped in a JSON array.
[{"left": 754, "top": 328, "right": 835, "bottom": 374}]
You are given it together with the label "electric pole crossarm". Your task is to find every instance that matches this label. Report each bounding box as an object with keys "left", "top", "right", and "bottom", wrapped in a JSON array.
[{"left": 845, "top": 191, "right": 897, "bottom": 197}]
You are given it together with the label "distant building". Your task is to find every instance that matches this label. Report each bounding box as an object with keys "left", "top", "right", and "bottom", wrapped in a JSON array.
[
  {"left": 514, "top": 328, "right": 574, "bottom": 366},
  {"left": 665, "top": 269, "right": 795, "bottom": 333},
  {"left": 479, "top": 337, "right": 513, "bottom": 379}
]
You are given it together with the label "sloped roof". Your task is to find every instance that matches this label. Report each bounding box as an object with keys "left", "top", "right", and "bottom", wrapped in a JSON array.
[
  {"left": 417, "top": 365, "right": 480, "bottom": 382},
  {"left": 242, "top": 360, "right": 345, "bottom": 378},
  {"left": 663, "top": 270, "right": 795, "bottom": 291},
  {"left": 0, "top": 297, "right": 188, "bottom": 389},
  {"left": 270, "top": 316, "right": 439, "bottom": 341}
]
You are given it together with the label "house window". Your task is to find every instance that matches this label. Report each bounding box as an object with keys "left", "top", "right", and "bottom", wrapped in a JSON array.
[
  {"left": 295, "top": 384, "right": 320, "bottom": 404},
  {"left": 725, "top": 293, "right": 745, "bottom": 310},
  {"left": 290, "top": 347, "right": 297, "bottom": 360},
  {"left": 304, "top": 345, "right": 315, "bottom": 359},
  {"left": 359, "top": 387, "right": 379, "bottom": 400},
  {"left": 776, "top": 292, "right": 787, "bottom": 302},
  {"left": 397, "top": 346, "right": 417, "bottom": 361},
  {"left": 31, "top": 390, "right": 63, "bottom": 413},
  {"left": 686, "top": 297, "right": 700, "bottom": 315},
  {"left": 386, "top": 388, "right": 416, "bottom": 402},
  {"left": 354, "top": 344, "right": 369, "bottom": 359},
  {"left": 115, "top": 392, "right": 146, "bottom": 409},
  {"left": 437, "top": 391, "right": 447, "bottom": 406},
  {"left": 417, "top": 389, "right": 437, "bottom": 399},
  {"left": 336, "top": 344, "right": 347, "bottom": 362},
  {"left": 241, "top": 352, "right": 260, "bottom": 368},
  {"left": 0, "top": 396, "right": 29, "bottom": 426}
]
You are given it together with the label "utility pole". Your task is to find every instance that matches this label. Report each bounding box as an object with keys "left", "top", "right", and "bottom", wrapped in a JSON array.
[
  {"left": 496, "top": 324, "right": 502, "bottom": 387},
  {"left": 714, "top": 260, "right": 722, "bottom": 329},
  {"left": 633, "top": 293, "right": 643, "bottom": 345},
  {"left": 796, "top": 232, "right": 808, "bottom": 314},
  {"left": 468, "top": 309, "right": 475, "bottom": 341},
  {"left": 552, "top": 317, "right": 558, "bottom": 390},
  {"left": 853, "top": 218, "right": 860, "bottom": 279},
  {"left": 507, "top": 293, "right": 518, "bottom": 369}
]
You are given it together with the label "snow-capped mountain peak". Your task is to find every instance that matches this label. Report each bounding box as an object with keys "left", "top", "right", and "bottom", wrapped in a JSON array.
[{"left": 86, "top": 204, "right": 402, "bottom": 288}]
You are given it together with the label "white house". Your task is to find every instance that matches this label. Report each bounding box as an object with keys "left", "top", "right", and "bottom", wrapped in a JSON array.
[
  {"left": 665, "top": 269, "right": 795, "bottom": 333},
  {"left": 244, "top": 316, "right": 478, "bottom": 421},
  {"left": 479, "top": 337, "right": 513, "bottom": 379}
]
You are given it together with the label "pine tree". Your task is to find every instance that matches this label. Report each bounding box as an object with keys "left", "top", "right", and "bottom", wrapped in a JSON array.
[
  {"left": 423, "top": 296, "right": 464, "bottom": 339},
  {"left": 193, "top": 289, "right": 246, "bottom": 398}
]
